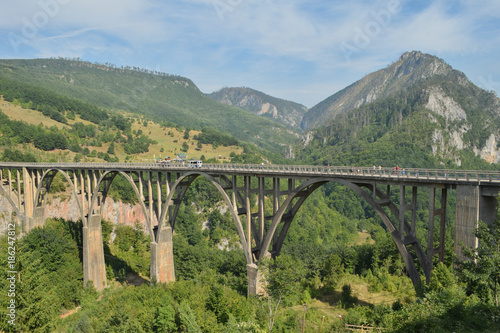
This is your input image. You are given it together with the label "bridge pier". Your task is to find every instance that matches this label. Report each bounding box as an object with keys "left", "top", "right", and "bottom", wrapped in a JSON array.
[
  {"left": 151, "top": 225, "right": 175, "bottom": 284},
  {"left": 32, "top": 206, "right": 45, "bottom": 229},
  {"left": 83, "top": 214, "right": 107, "bottom": 290},
  {"left": 454, "top": 185, "right": 498, "bottom": 260},
  {"left": 246, "top": 263, "right": 263, "bottom": 296}
]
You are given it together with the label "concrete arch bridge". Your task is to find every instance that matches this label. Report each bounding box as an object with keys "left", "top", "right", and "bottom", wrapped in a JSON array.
[{"left": 0, "top": 162, "right": 498, "bottom": 295}]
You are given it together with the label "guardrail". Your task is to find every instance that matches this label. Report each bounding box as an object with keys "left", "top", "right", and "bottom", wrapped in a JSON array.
[{"left": 1, "top": 162, "right": 500, "bottom": 183}]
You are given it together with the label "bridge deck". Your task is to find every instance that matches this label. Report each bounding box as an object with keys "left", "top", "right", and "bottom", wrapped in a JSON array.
[{"left": 1, "top": 162, "right": 499, "bottom": 187}]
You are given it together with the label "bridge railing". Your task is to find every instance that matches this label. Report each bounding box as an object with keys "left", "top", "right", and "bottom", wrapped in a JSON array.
[
  {"left": 204, "top": 164, "right": 500, "bottom": 182},
  {"left": 1, "top": 162, "right": 500, "bottom": 183}
]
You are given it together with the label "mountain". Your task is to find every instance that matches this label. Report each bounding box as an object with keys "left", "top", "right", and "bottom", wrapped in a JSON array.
[
  {"left": 208, "top": 87, "right": 307, "bottom": 131},
  {"left": 302, "top": 51, "right": 456, "bottom": 130},
  {"left": 0, "top": 58, "right": 299, "bottom": 156},
  {"left": 297, "top": 51, "right": 500, "bottom": 167}
]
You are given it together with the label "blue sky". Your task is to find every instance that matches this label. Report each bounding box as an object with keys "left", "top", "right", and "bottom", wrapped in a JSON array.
[{"left": 0, "top": 0, "right": 499, "bottom": 107}]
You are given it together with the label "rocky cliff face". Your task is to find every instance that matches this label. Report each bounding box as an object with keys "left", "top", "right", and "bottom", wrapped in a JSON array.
[
  {"left": 208, "top": 87, "right": 307, "bottom": 131},
  {"left": 424, "top": 80, "right": 500, "bottom": 164},
  {"left": 0, "top": 194, "right": 154, "bottom": 235}
]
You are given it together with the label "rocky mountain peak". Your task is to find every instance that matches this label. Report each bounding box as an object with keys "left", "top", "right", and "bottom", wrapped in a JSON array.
[
  {"left": 302, "top": 51, "right": 457, "bottom": 130},
  {"left": 391, "top": 50, "right": 452, "bottom": 80}
]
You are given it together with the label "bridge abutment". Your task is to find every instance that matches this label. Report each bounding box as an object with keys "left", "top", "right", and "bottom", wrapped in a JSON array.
[
  {"left": 83, "top": 214, "right": 107, "bottom": 290},
  {"left": 151, "top": 226, "right": 175, "bottom": 284}
]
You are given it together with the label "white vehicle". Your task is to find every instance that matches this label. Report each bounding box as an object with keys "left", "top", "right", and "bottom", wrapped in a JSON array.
[{"left": 189, "top": 160, "right": 203, "bottom": 168}]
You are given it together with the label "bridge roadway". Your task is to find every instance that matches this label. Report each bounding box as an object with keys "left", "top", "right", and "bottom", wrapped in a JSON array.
[
  {"left": 2, "top": 161, "right": 500, "bottom": 182},
  {"left": 1, "top": 161, "right": 499, "bottom": 295}
]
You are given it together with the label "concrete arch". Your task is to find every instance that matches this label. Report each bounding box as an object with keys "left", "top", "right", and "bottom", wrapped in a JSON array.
[
  {"left": 259, "top": 177, "right": 423, "bottom": 287},
  {"left": 88, "top": 170, "right": 155, "bottom": 241},
  {"left": 32, "top": 168, "right": 85, "bottom": 226},
  {"left": 0, "top": 183, "right": 23, "bottom": 220},
  {"left": 157, "top": 171, "right": 251, "bottom": 263}
]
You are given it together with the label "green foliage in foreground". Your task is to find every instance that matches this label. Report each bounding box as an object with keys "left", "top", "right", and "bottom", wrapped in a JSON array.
[
  {"left": 456, "top": 218, "right": 500, "bottom": 307},
  {"left": 0, "top": 219, "right": 84, "bottom": 332},
  {"left": 0, "top": 197, "right": 499, "bottom": 332}
]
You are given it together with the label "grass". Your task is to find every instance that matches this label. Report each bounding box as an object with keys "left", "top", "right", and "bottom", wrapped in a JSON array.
[
  {"left": 0, "top": 97, "right": 243, "bottom": 163},
  {"left": 353, "top": 231, "right": 375, "bottom": 245},
  {"left": 1, "top": 96, "right": 76, "bottom": 129},
  {"left": 126, "top": 118, "right": 242, "bottom": 162}
]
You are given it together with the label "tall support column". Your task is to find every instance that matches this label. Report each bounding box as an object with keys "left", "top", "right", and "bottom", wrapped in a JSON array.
[
  {"left": 33, "top": 206, "right": 45, "bottom": 229},
  {"left": 425, "top": 187, "right": 448, "bottom": 283},
  {"left": 22, "top": 168, "right": 34, "bottom": 230},
  {"left": 232, "top": 175, "right": 238, "bottom": 215},
  {"left": 454, "top": 185, "right": 479, "bottom": 260},
  {"left": 86, "top": 170, "right": 92, "bottom": 210},
  {"left": 157, "top": 172, "right": 162, "bottom": 221},
  {"left": 80, "top": 171, "right": 85, "bottom": 213},
  {"left": 438, "top": 189, "right": 447, "bottom": 262},
  {"left": 245, "top": 176, "right": 252, "bottom": 259},
  {"left": 273, "top": 178, "right": 280, "bottom": 249},
  {"left": 399, "top": 185, "right": 406, "bottom": 239},
  {"left": 454, "top": 185, "right": 498, "bottom": 261},
  {"left": 426, "top": 187, "right": 436, "bottom": 283},
  {"left": 83, "top": 214, "right": 107, "bottom": 290},
  {"left": 16, "top": 170, "right": 21, "bottom": 213},
  {"left": 148, "top": 172, "right": 153, "bottom": 221},
  {"left": 258, "top": 177, "right": 265, "bottom": 244},
  {"left": 410, "top": 187, "right": 418, "bottom": 238},
  {"left": 151, "top": 225, "right": 175, "bottom": 283}
]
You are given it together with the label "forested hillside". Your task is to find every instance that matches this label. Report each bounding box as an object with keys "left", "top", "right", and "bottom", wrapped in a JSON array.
[
  {"left": 1, "top": 52, "right": 500, "bottom": 332},
  {"left": 296, "top": 84, "right": 499, "bottom": 169},
  {"left": 0, "top": 59, "right": 298, "bottom": 155},
  {"left": 0, "top": 75, "right": 262, "bottom": 164}
]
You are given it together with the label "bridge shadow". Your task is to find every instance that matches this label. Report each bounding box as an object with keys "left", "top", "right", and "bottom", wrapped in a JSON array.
[
  {"left": 317, "top": 288, "right": 374, "bottom": 308},
  {"left": 103, "top": 242, "right": 149, "bottom": 286},
  {"left": 60, "top": 219, "right": 148, "bottom": 286},
  {"left": 61, "top": 219, "right": 84, "bottom": 262}
]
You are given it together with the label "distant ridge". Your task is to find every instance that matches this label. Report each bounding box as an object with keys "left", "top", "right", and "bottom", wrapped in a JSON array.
[{"left": 208, "top": 87, "right": 307, "bottom": 132}]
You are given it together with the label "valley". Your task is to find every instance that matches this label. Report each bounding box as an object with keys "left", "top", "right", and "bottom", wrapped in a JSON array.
[{"left": 0, "top": 51, "right": 499, "bottom": 332}]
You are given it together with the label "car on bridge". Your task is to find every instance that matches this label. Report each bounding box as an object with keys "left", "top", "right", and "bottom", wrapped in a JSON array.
[{"left": 189, "top": 160, "right": 203, "bottom": 168}]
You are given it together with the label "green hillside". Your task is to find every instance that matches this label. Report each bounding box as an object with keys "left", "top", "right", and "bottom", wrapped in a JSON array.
[{"left": 0, "top": 58, "right": 298, "bottom": 156}]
